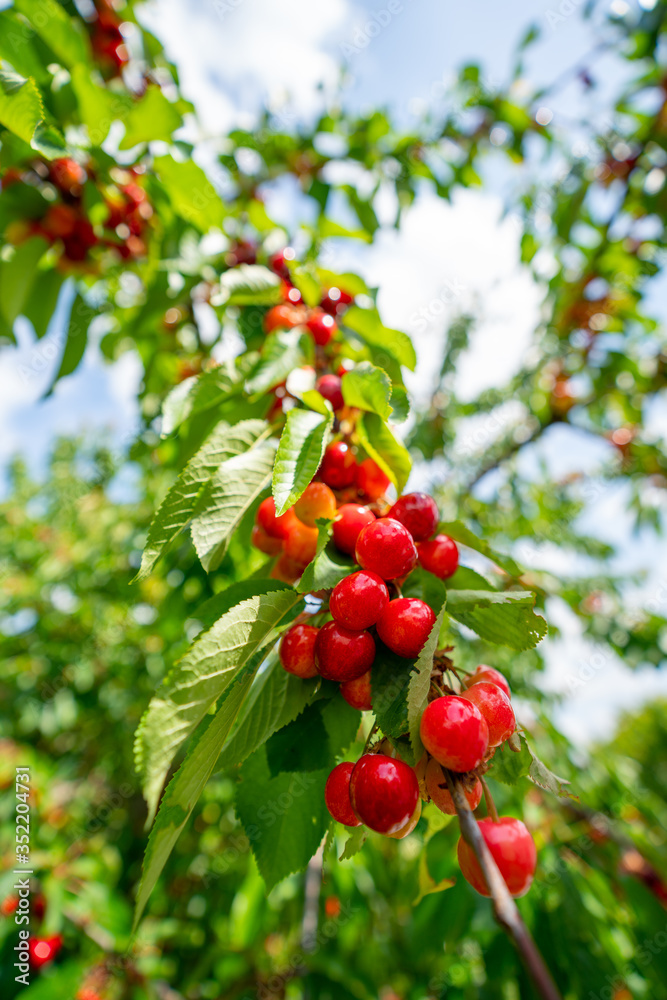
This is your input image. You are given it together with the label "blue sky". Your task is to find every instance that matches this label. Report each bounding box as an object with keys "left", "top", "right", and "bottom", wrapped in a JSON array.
[{"left": 1, "top": 0, "right": 665, "bottom": 744}]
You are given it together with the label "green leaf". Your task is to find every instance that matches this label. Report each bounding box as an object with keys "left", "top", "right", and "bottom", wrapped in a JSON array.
[
  {"left": 217, "top": 264, "right": 282, "bottom": 306},
  {"left": 154, "top": 154, "right": 225, "bottom": 231},
  {"left": 195, "top": 580, "right": 293, "bottom": 631},
  {"left": 191, "top": 437, "right": 277, "bottom": 572},
  {"left": 119, "top": 85, "right": 183, "bottom": 149},
  {"left": 402, "top": 567, "right": 448, "bottom": 614},
  {"left": 22, "top": 268, "right": 64, "bottom": 339},
  {"left": 44, "top": 293, "right": 97, "bottom": 394},
  {"left": 319, "top": 217, "right": 371, "bottom": 242},
  {"left": 407, "top": 600, "right": 448, "bottom": 761},
  {"left": 160, "top": 364, "right": 242, "bottom": 435},
  {"left": 343, "top": 306, "right": 416, "bottom": 370},
  {"left": 266, "top": 702, "right": 331, "bottom": 775},
  {"left": 297, "top": 520, "right": 355, "bottom": 593},
  {"left": 339, "top": 826, "right": 367, "bottom": 860},
  {"left": 371, "top": 644, "right": 412, "bottom": 738},
  {"left": 526, "top": 742, "right": 574, "bottom": 798},
  {"left": 135, "top": 587, "right": 303, "bottom": 823},
  {"left": 445, "top": 565, "right": 495, "bottom": 591},
  {"left": 438, "top": 520, "right": 521, "bottom": 577},
  {"left": 486, "top": 740, "right": 532, "bottom": 785},
  {"left": 413, "top": 805, "right": 455, "bottom": 905},
  {"left": 236, "top": 698, "right": 360, "bottom": 887},
  {"left": 446, "top": 590, "right": 547, "bottom": 650},
  {"left": 14, "top": 0, "right": 90, "bottom": 69},
  {"left": 0, "top": 12, "right": 48, "bottom": 82},
  {"left": 357, "top": 412, "right": 411, "bottom": 495},
  {"left": 30, "top": 121, "right": 67, "bottom": 159},
  {"left": 70, "top": 64, "right": 131, "bottom": 144},
  {"left": 0, "top": 235, "right": 47, "bottom": 325},
  {"left": 16, "top": 960, "right": 89, "bottom": 999},
  {"left": 133, "top": 667, "right": 256, "bottom": 930},
  {"left": 390, "top": 383, "right": 410, "bottom": 422},
  {"left": 137, "top": 419, "right": 268, "bottom": 579},
  {"left": 272, "top": 408, "right": 333, "bottom": 516},
  {"left": 246, "top": 328, "right": 312, "bottom": 396},
  {"left": 341, "top": 362, "right": 392, "bottom": 419}
]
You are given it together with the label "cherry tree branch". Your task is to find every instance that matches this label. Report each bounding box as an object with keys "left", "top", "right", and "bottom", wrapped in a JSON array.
[{"left": 445, "top": 771, "right": 563, "bottom": 1000}]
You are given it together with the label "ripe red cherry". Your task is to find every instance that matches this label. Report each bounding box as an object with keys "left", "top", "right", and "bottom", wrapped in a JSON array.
[
  {"left": 251, "top": 524, "right": 283, "bottom": 556},
  {"left": 464, "top": 664, "right": 511, "bottom": 700},
  {"left": 325, "top": 762, "right": 360, "bottom": 826},
  {"left": 340, "top": 670, "right": 372, "bottom": 711},
  {"left": 355, "top": 517, "right": 418, "bottom": 581},
  {"left": 293, "top": 481, "right": 336, "bottom": 527},
  {"left": 388, "top": 492, "right": 439, "bottom": 542},
  {"left": 321, "top": 287, "right": 353, "bottom": 315},
  {"left": 306, "top": 308, "right": 337, "bottom": 346},
  {"left": 314, "top": 621, "right": 375, "bottom": 682},
  {"left": 320, "top": 441, "right": 357, "bottom": 489},
  {"left": 283, "top": 520, "right": 318, "bottom": 567},
  {"left": 355, "top": 458, "right": 390, "bottom": 501},
  {"left": 41, "top": 203, "right": 78, "bottom": 239},
  {"left": 49, "top": 157, "right": 86, "bottom": 193},
  {"left": 425, "top": 757, "right": 483, "bottom": 815},
  {"left": 332, "top": 504, "right": 375, "bottom": 555},
  {"left": 417, "top": 534, "right": 459, "bottom": 579},
  {"left": 420, "top": 696, "right": 489, "bottom": 772},
  {"left": 376, "top": 598, "right": 436, "bottom": 658},
  {"left": 264, "top": 303, "right": 307, "bottom": 333},
  {"left": 269, "top": 246, "right": 295, "bottom": 280},
  {"left": 316, "top": 374, "right": 344, "bottom": 412},
  {"left": 270, "top": 553, "right": 302, "bottom": 584},
  {"left": 330, "top": 570, "right": 389, "bottom": 631},
  {"left": 279, "top": 624, "right": 319, "bottom": 679},
  {"left": 29, "top": 934, "right": 63, "bottom": 968},
  {"left": 257, "top": 496, "right": 298, "bottom": 539},
  {"left": 349, "top": 753, "right": 419, "bottom": 834},
  {"left": 461, "top": 681, "right": 515, "bottom": 747},
  {"left": 457, "top": 817, "right": 537, "bottom": 897}
]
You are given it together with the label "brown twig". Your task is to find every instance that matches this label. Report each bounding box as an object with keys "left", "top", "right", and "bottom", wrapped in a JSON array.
[{"left": 445, "top": 771, "right": 563, "bottom": 1000}]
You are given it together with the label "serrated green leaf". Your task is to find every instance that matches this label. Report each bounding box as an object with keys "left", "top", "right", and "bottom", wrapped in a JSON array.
[
  {"left": 339, "top": 826, "right": 367, "bottom": 860},
  {"left": 135, "top": 588, "right": 303, "bottom": 823},
  {"left": 438, "top": 520, "right": 521, "bottom": 577},
  {"left": 272, "top": 408, "right": 333, "bottom": 516},
  {"left": 191, "top": 437, "right": 277, "bottom": 572},
  {"left": 133, "top": 667, "right": 256, "bottom": 930},
  {"left": 161, "top": 364, "right": 242, "bottom": 435},
  {"left": 217, "top": 264, "right": 282, "bottom": 306},
  {"left": 445, "top": 565, "right": 495, "bottom": 591},
  {"left": 526, "top": 742, "right": 574, "bottom": 798},
  {"left": 446, "top": 590, "right": 547, "bottom": 650},
  {"left": 0, "top": 235, "right": 47, "bottom": 325},
  {"left": 343, "top": 306, "right": 416, "bottom": 370},
  {"left": 0, "top": 12, "right": 48, "bottom": 82},
  {"left": 357, "top": 411, "right": 411, "bottom": 494},
  {"left": 407, "top": 600, "right": 448, "bottom": 760},
  {"left": 195, "top": 580, "right": 293, "bottom": 631},
  {"left": 342, "top": 362, "right": 392, "bottom": 419},
  {"left": 297, "top": 520, "right": 355, "bottom": 593},
  {"left": 119, "top": 85, "right": 183, "bottom": 149},
  {"left": 236, "top": 698, "right": 360, "bottom": 887},
  {"left": 486, "top": 740, "right": 532, "bottom": 785},
  {"left": 154, "top": 154, "right": 225, "bottom": 231},
  {"left": 390, "top": 383, "right": 410, "bottom": 422},
  {"left": 15, "top": 0, "right": 90, "bottom": 69},
  {"left": 246, "top": 328, "right": 313, "bottom": 396},
  {"left": 371, "top": 644, "right": 412, "bottom": 738},
  {"left": 138, "top": 419, "right": 268, "bottom": 579},
  {"left": 266, "top": 702, "right": 331, "bottom": 775}
]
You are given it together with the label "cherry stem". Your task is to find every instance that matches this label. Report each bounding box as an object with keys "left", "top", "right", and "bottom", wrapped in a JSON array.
[
  {"left": 444, "top": 770, "right": 563, "bottom": 1000},
  {"left": 480, "top": 776, "right": 499, "bottom": 823}
]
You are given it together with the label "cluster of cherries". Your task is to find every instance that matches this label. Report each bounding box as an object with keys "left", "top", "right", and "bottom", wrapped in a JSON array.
[
  {"left": 87, "top": 0, "right": 129, "bottom": 78},
  {"left": 325, "top": 664, "right": 536, "bottom": 899},
  {"left": 264, "top": 245, "right": 353, "bottom": 348},
  {"left": 2, "top": 159, "right": 151, "bottom": 264}
]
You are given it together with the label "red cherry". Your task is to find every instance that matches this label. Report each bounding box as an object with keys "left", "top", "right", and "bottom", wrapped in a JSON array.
[
  {"left": 457, "top": 817, "right": 537, "bottom": 897},
  {"left": 282, "top": 281, "right": 303, "bottom": 304},
  {"left": 269, "top": 247, "right": 295, "bottom": 280},
  {"left": 376, "top": 597, "right": 436, "bottom": 658},
  {"left": 49, "top": 157, "right": 86, "bottom": 193},
  {"left": 417, "top": 534, "right": 459, "bottom": 579},
  {"left": 251, "top": 524, "right": 283, "bottom": 556},
  {"left": 314, "top": 621, "right": 375, "bottom": 682},
  {"left": 1, "top": 895, "right": 18, "bottom": 915},
  {"left": 332, "top": 504, "right": 375, "bottom": 555},
  {"left": 388, "top": 492, "right": 439, "bottom": 542},
  {"left": 461, "top": 682, "right": 515, "bottom": 747},
  {"left": 320, "top": 441, "right": 357, "bottom": 489},
  {"left": 330, "top": 570, "right": 389, "bottom": 631},
  {"left": 306, "top": 308, "right": 337, "bottom": 346},
  {"left": 420, "top": 696, "right": 489, "bottom": 772},
  {"left": 293, "top": 481, "right": 336, "bottom": 527},
  {"left": 256, "top": 497, "right": 298, "bottom": 540},
  {"left": 386, "top": 799, "right": 422, "bottom": 839},
  {"left": 349, "top": 753, "right": 419, "bottom": 834},
  {"left": 425, "top": 757, "right": 482, "bottom": 815},
  {"left": 28, "top": 934, "right": 63, "bottom": 968},
  {"left": 340, "top": 670, "right": 372, "bottom": 711},
  {"left": 41, "top": 203, "right": 78, "bottom": 239},
  {"left": 355, "top": 458, "right": 390, "bottom": 501},
  {"left": 279, "top": 624, "right": 319, "bottom": 679},
  {"left": 321, "top": 287, "right": 353, "bottom": 315},
  {"left": 264, "top": 303, "right": 307, "bottom": 333},
  {"left": 283, "top": 520, "right": 318, "bottom": 567},
  {"left": 355, "top": 517, "right": 418, "bottom": 581},
  {"left": 270, "top": 553, "right": 302, "bottom": 584},
  {"left": 464, "top": 665, "right": 511, "bottom": 700},
  {"left": 316, "top": 373, "right": 344, "bottom": 411},
  {"left": 325, "top": 762, "right": 360, "bottom": 826}
]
